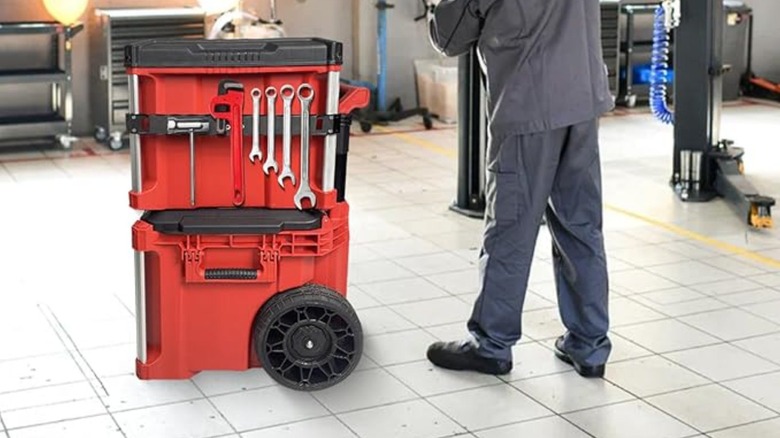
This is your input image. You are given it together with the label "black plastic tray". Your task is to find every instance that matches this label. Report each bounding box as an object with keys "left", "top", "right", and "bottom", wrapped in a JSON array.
[
  {"left": 143, "top": 209, "right": 323, "bottom": 235},
  {"left": 125, "top": 38, "right": 343, "bottom": 68}
]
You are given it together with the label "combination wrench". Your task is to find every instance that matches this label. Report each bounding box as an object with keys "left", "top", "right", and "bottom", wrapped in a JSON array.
[
  {"left": 294, "top": 84, "right": 316, "bottom": 209},
  {"left": 277, "top": 85, "right": 296, "bottom": 188},
  {"left": 249, "top": 88, "right": 263, "bottom": 164},
  {"left": 263, "top": 86, "right": 279, "bottom": 175}
]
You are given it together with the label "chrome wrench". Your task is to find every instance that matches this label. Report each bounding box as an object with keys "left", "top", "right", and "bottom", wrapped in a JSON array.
[
  {"left": 278, "top": 85, "right": 296, "bottom": 188},
  {"left": 263, "top": 87, "right": 279, "bottom": 175},
  {"left": 189, "top": 130, "right": 195, "bottom": 205},
  {"left": 294, "top": 84, "right": 316, "bottom": 209},
  {"left": 249, "top": 88, "right": 263, "bottom": 163}
]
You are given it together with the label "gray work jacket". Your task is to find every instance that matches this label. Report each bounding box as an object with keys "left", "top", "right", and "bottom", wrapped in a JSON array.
[{"left": 429, "top": 0, "right": 615, "bottom": 136}]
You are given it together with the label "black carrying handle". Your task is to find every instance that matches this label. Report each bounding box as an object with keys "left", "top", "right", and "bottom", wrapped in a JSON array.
[{"left": 205, "top": 269, "right": 258, "bottom": 280}]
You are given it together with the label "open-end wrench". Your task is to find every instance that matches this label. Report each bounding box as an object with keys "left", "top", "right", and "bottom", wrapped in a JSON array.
[
  {"left": 263, "top": 87, "right": 279, "bottom": 175},
  {"left": 294, "top": 84, "right": 316, "bottom": 210},
  {"left": 249, "top": 88, "right": 263, "bottom": 164},
  {"left": 277, "top": 85, "right": 296, "bottom": 188}
]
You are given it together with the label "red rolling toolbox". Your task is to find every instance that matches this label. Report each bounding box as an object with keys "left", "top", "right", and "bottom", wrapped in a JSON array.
[{"left": 125, "top": 38, "right": 370, "bottom": 391}]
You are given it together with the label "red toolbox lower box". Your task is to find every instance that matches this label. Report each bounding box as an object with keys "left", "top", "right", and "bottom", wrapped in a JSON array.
[{"left": 131, "top": 203, "right": 362, "bottom": 390}]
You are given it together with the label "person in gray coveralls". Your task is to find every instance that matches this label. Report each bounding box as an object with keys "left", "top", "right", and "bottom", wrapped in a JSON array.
[{"left": 426, "top": 0, "right": 614, "bottom": 377}]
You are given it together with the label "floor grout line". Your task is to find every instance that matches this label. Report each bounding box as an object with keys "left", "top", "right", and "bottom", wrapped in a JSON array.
[
  {"left": 0, "top": 412, "right": 8, "bottom": 438},
  {"left": 600, "top": 323, "right": 780, "bottom": 425},
  {"left": 702, "top": 414, "right": 780, "bottom": 436},
  {"left": 113, "top": 293, "right": 136, "bottom": 318},
  {"left": 497, "top": 380, "right": 599, "bottom": 438},
  {"left": 2, "top": 413, "right": 110, "bottom": 435},
  {"left": 37, "top": 305, "right": 127, "bottom": 438},
  {"left": 191, "top": 383, "right": 241, "bottom": 437},
  {"left": 645, "top": 356, "right": 780, "bottom": 419},
  {"left": 306, "top": 392, "right": 362, "bottom": 438}
]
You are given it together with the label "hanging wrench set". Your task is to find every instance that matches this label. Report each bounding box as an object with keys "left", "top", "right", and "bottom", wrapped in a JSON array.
[{"left": 124, "top": 39, "right": 370, "bottom": 391}]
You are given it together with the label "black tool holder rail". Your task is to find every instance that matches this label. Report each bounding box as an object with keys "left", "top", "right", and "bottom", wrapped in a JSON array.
[
  {"left": 127, "top": 113, "right": 344, "bottom": 137},
  {"left": 126, "top": 113, "right": 353, "bottom": 203}
]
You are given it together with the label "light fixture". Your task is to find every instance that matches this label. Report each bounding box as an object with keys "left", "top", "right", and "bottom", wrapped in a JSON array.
[
  {"left": 42, "top": 0, "right": 89, "bottom": 26},
  {"left": 198, "top": 0, "right": 241, "bottom": 15}
]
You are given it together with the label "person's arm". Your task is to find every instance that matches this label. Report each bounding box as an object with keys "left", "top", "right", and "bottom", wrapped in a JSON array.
[{"left": 428, "top": 0, "right": 496, "bottom": 57}]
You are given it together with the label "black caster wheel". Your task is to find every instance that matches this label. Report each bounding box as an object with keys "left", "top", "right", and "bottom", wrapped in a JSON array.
[
  {"left": 360, "top": 122, "right": 373, "bottom": 133},
  {"left": 108, "top": 133, "right": 124, "bottom": 151},
  {"left": 423, "top": 115, "right": 434, "bottom": 130},
  {"left": 254, "top": 285, "right": 363, "bottom": 391},
  {"left": 94, "top": 126, "right": 108, "bottom": 143}
]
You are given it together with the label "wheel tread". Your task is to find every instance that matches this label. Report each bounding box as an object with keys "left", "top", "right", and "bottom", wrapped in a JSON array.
[{"left": 254, "top": 285, "right": 362, "bottom": 391}]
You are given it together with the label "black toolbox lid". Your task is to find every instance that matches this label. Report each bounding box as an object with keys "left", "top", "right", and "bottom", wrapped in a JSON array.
[
  {"left": 125, "top": 38, "right": 343, "bottom": 68},
  {"left": 142, "top": 209, "right": 323, "bottom": 235}
]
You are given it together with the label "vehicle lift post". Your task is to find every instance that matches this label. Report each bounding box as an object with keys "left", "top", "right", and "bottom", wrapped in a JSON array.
[
  {"left": 671, "top": 0, "right": 774, "bottom": 228},
  {"left": 450, "top": 46, "right": 486, "bottom": 218}
]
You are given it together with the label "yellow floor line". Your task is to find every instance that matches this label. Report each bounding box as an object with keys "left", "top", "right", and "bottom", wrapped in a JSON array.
[
  {"left": 605, "top": 204, "right": 780, "bottom": 270},
  {"left": 386, "top": 130, "right": 780, "bottom": 270},
  {"left": 373, "top": 126, "right": 457, "bottom": 158}
]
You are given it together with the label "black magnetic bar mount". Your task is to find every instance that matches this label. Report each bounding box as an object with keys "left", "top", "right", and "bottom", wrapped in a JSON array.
[{"left": 126, "top": 114, "right": 343, "bottom": 137}]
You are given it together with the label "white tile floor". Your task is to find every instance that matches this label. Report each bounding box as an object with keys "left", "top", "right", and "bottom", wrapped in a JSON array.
[{"left": 0, "top": 102, "right": 779, "bottom": 438}]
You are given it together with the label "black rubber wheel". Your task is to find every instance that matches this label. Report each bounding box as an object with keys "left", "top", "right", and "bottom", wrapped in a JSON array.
[
  {"left": 254, "top": 285, "right": 363, "bottom": 391},
  {"left": 423, "top": 115, "right": 434, "bottom": 130},
  {"left": 360, "top": 122, "right": 373, "bottom": 133}
]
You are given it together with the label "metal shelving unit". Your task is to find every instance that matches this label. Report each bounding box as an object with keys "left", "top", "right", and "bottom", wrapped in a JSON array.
[
  {"left": 601, "top": 0, "right": 622, "bottom": 99},
  {"left": 89, "top": 8, "right": 205, "bottom": 150},
  {"left": 0, "top": 22, "right": 83, "bottom": 149},
  {"left": 618, "top": 2, "right": 673, "bottom": 107}
]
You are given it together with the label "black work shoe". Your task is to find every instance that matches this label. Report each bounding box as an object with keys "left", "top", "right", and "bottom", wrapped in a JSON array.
[
  {"left": 554, "top": 336, "right": 606, "bottom": 378},
  {"left": 427, "top": 340, "right": 512, "bottom": 375}
]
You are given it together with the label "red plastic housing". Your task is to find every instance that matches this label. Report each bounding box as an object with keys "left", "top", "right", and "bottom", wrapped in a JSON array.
[
  {"left": 128, "top": 65, "right": 369, "bottom": 211},
  {"left": 133, "top": 203, "right": 351, "bottom": 379}
]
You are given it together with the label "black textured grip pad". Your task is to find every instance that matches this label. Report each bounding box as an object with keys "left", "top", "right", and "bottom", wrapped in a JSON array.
[{"left": 205, "top": 269, "right": 258, "bottom": 280}]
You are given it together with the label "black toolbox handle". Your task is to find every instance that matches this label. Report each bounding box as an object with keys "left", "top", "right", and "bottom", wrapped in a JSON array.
[{"left": 205, "top": 269, "right": 258, "bottom": 281}]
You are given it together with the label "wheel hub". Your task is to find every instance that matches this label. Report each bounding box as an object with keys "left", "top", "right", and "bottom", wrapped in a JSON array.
[{"left": 289, "top": 323, "right": 332, "bottom": 361}]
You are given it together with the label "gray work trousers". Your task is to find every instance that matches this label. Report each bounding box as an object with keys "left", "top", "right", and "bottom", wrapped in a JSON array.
[{"left": 468, "top": 118, "right": 612, "bottom": 367}]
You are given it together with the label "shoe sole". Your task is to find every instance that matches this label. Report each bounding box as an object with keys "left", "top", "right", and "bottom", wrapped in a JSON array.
[
  {"left": 427, "top": 353, "right": 512, "bottom": 376},
  {"left": 554, "top": 346, "right": 605, "bottom": 378}
]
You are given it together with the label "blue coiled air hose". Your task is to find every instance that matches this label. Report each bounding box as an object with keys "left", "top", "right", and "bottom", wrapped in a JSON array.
[{"left": 650, "top": 6, "right": 674, "bottom": 124}]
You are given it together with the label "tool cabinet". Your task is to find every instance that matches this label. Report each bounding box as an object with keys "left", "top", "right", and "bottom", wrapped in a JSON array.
[
  {"left": 601, "top": 0, "right": 621, "bottom": 99},
  {"left": 126, "top": 38, "right": 370, "bottom": 391},
  {"left": 89, "top": 8, "right": 205, "bottom": 150},
  {"left": 0, "top": 22, "right": 83, "bottom": 149}
]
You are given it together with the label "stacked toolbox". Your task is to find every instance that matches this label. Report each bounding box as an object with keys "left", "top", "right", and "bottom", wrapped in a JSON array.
[{"left": 125, "top": 38, "right": 370, "bottom": 391}]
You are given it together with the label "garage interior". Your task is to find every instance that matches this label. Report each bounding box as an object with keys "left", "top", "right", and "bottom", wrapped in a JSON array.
[{"left": 0, "top": 1, "right": 779, "bottom": 438}]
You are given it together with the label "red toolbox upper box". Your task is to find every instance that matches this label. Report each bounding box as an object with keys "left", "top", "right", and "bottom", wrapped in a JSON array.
[{"left": 124, "top": 38, "right": 369, "bottom": 211}]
